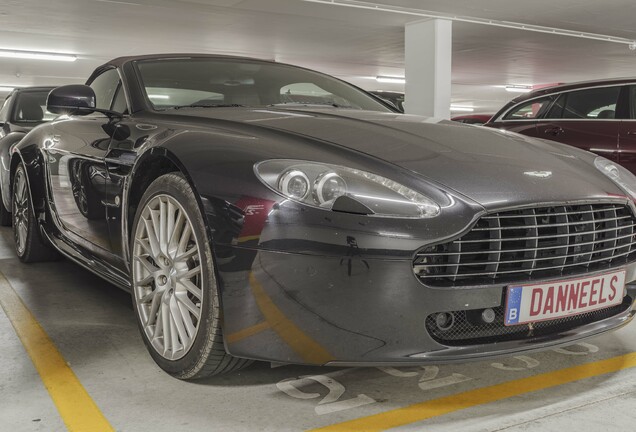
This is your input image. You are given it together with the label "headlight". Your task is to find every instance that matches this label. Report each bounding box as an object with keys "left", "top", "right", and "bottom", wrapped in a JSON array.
[
  {"left": 255, "top": 160, "right": 440, "bottom": 218},
  {"left": 312, "top": 172, "right": 347, "bottom": 204},
  {"left": 279, "top": 169, "right": 311, "bottom": 200},
  {"left": 594, "top": 157, "right": 636, "bottom": 199}
]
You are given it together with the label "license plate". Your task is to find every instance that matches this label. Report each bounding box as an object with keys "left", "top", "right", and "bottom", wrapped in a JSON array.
[{"left": 505, "top": 270, "right": 626, "bottom": 326}]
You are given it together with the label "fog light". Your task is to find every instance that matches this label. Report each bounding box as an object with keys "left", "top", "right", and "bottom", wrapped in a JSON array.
[
  {"left": 435, "top": 312, "right": 454, "bottom": 331},
  {"left": 481, "top": 308, "right": 496, "bottom": 324}
]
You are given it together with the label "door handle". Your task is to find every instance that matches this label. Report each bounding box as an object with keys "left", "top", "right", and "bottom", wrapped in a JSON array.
[
  {"left": 544, "top": 126, "right": 564, "bottom": 136},
  {"left": 627, "top": 130, "right": 636, "bottom": 136}
]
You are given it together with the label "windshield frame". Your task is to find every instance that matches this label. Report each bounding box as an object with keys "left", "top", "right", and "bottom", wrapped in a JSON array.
[{"left": 131, "top": 57, "right": 398, "bottom": 113}]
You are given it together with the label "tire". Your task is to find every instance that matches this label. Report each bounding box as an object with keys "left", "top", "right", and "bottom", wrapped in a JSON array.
[
  {"left": 12, "top": 162, "right": 59, "bottom": 262},
  {"left": 130, "top": 172, "right": 251, "bottom": 379},
  {"left": 0, "top": 187, "right": 11, "bottom": 226}
]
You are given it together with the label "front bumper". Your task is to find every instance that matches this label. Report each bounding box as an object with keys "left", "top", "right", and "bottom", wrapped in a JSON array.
[{"left": 217, "top": 246, "right": 636, "bottom": 365}]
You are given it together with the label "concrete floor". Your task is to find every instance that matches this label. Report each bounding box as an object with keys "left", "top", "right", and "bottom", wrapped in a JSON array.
[{"left": 1, "top": 226, "right": 636, "bottom": 432}]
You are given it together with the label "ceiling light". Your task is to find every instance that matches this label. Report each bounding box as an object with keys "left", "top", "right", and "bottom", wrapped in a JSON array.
[
  {"left": 0, "top": 49, "right": 77, "bottom": 62},
  {"left": 505, "top": 85, "right": 533, "bottom": 93},
  {"left": 450, "top": 105, "right": 474, "bottom": 112},
  {"left": 148, "top": 94, "right": 170, "bottom": 99},
  {"left": 376, "top": 76, "right": 405, "bottom": 84}
]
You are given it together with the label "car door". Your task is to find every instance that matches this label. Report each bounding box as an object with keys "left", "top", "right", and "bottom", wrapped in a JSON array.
[
  {"left": 102, "top": 85, "right": 147, "bottom": 267},
  {"left": 618, "top": 85, "right": 636, "bottom": 174},
  {"left": 535, "top": 86, "right": 622, "bottom": 163},
  {"left": 45, "top": 68, "right": 122, "bottom": 263}
]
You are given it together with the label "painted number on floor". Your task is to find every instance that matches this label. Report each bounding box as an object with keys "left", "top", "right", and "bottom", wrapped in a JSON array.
[{"left": 277, "top": 372, "right": 375, "bottom": 415}]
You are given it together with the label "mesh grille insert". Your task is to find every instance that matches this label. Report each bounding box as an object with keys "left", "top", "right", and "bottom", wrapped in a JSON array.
[{"left": 425, "top": 295, "right": 633, "bottom": 346}]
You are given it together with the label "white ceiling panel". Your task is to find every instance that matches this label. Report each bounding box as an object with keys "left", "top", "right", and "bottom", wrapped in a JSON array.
[{"left": 0, "top": 0, "right": 634, "bottom": 112}]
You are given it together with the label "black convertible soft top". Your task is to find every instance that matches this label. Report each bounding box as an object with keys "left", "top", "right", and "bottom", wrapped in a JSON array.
[{"left": 86, "top": 53, "right": 276, "bottom": 84}]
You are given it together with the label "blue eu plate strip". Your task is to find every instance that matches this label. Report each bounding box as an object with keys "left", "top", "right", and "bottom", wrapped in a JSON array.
[{"left": 506, "top": 286, "right": 523, "bottom": 325}]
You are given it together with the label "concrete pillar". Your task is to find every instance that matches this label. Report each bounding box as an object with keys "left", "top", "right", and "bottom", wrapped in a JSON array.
[{"left": 404, "top": 19, "right": 452, "bottom": 118}]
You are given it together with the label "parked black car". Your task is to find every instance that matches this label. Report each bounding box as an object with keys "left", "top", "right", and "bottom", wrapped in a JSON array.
[
  {"left": 9, "top": 55, "right": 636, "bottom": 379},
  {"left": 0, "top": 86, "right": 55, "bottom": 224},
  {"left": 369, "top": 90, "right": 404, "bottom": 112}
]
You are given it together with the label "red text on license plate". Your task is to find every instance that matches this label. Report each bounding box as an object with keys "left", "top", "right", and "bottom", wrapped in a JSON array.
[{"left": 505, "top": 270, "right": 626, "bottom": 326}]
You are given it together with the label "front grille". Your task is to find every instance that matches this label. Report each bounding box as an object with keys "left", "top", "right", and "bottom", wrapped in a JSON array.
[
  {"left": 414, "top": 203, "right": 636, "bottom": 286},
  {"left": 426, "top": 294, "right": 633, "bottom": 346}
]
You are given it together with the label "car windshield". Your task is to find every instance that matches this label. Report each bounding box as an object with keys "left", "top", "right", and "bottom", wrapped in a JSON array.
[
  {"left": 135, "top": 58, "right": 392, "bottom": 112},
  {"left": 11, "top": 91, "right": 56, "bottom": 124}
]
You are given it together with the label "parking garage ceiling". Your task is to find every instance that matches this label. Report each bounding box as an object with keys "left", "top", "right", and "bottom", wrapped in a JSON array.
[{"left": 1, "top": 0, "right": 635, "bottom": 112}]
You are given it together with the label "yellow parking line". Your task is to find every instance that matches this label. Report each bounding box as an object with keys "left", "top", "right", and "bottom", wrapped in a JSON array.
[
  {"left": 310, "top": 351, "right": 636, "bottom": 432},
  {"left": 226, "top": 321, "right": 271, "bottom": 343},
  {"left": 0, "top": 273, "right": 115, "bottom": 432},
  {"left": 249, "top": 272, "right": 334, "bottom": 364}
]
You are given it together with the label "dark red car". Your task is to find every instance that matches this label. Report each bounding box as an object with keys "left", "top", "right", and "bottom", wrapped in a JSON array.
[{"left": 485, "top": 78, "right": 636, "bottom": 173}]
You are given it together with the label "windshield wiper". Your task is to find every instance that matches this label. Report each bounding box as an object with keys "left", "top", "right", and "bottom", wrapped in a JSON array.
[
  {"left": 170, "top": 103, "right": 246, "bottom": 110},
  {"left": 268, "top": 102, "right": 353, "bottom": 109}
]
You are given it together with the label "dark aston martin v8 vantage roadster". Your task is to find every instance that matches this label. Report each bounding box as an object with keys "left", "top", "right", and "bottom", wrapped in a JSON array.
[{"left": 8, "top": 54, "right": 636, "bottom": 379}]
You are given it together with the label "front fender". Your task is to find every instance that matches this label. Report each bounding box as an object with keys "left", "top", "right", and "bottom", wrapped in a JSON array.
[
  {"left": 152, "top": 129, "right": 287, "bottom": 246},
  {"left": 10, "top": 129, "right": 48, "bottom": 218},
  {"left": 0, "top": 131, "right": 27, "bottom": 210}
]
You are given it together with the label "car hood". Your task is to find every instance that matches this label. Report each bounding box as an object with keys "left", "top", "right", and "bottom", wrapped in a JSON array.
[{"left": 168, "top": 108, "right": 622, "bottom": 209}]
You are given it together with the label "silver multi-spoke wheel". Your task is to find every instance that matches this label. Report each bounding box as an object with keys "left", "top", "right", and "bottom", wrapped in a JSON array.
[
  {"left": 132, "top": 173, "right": 249, "bottom": 378},
  {"left": 12, "top": 166, "right": 29, "bottom": 255},
  {"left": 133, "top": 194, "right": 203, "bottom": 361}
]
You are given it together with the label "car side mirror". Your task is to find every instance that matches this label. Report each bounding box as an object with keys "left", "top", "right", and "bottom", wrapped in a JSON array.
[{"left": 47, "top": 85, "right": 96, "bottom": 115}]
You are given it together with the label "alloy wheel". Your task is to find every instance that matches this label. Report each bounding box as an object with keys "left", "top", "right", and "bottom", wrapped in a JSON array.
[
  {"left": 12, "top": 168, "right": 29, "bottom": 255},
  {"left": 132, "top": 194, "right": 203, "bottom": 361}
]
